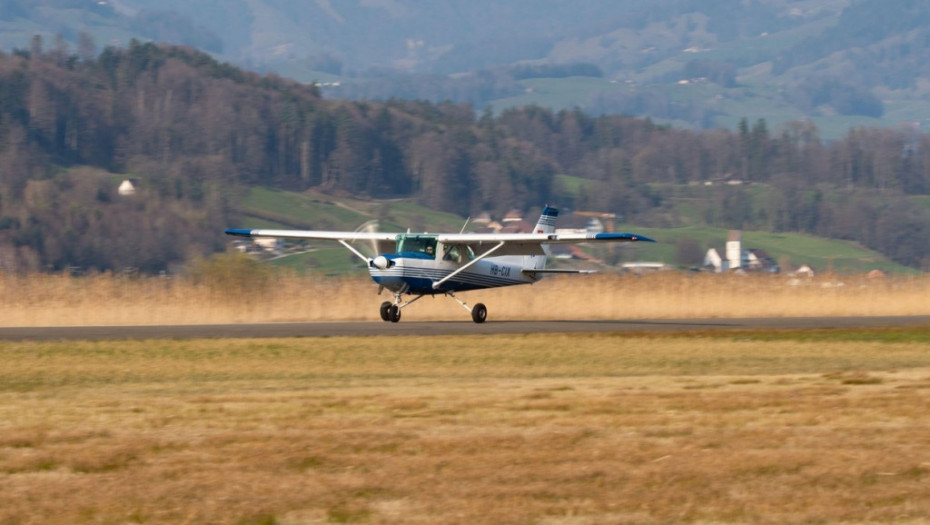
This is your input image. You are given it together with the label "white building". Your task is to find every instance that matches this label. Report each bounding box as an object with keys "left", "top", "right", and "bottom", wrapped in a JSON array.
[
  {"left": 117, "top": 179, "right": 136, "bottom": 196},
  {"left": 726, "top": 230, "right": 741, "bottom": 270},
  {"left": 704, "top": 231, "right": 779, "bottom": 273}
]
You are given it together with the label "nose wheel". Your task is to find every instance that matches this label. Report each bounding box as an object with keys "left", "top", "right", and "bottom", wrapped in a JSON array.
[
  {"left": 379, "top": 301, "right": 401, "bottom": 323},
  {"left": 379, "top": 301, "right": 392, "bottom": 321}
]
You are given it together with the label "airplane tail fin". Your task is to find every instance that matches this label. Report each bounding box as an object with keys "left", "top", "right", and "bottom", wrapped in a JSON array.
[
  {"left": 534, "top": 205, "right": 559, "bottom": 235},
  {"left": 526, "top": 205, "right": 558, "bottom": 270}
]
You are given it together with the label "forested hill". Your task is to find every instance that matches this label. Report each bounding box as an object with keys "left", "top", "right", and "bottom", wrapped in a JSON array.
[
  {"left": 13, "top": 1, "right": 930, "bottom": 136},
  {"left": 3, "top": 42, "right": 930, "bottom": 273}
]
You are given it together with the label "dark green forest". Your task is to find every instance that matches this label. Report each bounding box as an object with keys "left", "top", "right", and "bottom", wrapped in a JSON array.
[{"left": 3, "top": 40, "right": 930, "bottom": 273}]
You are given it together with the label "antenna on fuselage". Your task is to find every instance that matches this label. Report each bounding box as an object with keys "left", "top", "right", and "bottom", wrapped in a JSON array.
[{"left": 459, "top": 217, "right": 470, "bottom": 234}]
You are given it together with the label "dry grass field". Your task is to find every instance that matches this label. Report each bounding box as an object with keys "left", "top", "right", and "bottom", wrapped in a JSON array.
[
  {"left": 1, "top": 270, "right": 929, "bottom": 326},
  {"left": 3, "top": 331, "right": 930, "bottom": 524}
]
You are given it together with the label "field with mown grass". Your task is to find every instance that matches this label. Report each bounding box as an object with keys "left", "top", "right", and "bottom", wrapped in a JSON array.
[
  {"left": 3, "top": 331, "right": 930, "bottom": 524},
  {"left": 1, "top": 267, "right": 929, "bottom": 326}
]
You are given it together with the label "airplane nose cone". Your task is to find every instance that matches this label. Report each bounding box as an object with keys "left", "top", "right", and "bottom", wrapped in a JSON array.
[{"left": 373, "top": 255, "right": 389, "bottom": 269}]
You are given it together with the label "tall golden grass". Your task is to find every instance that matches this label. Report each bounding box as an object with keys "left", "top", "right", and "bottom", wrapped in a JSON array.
[{"left": 1, "top": 269, "right": 929, "bottom": 326}]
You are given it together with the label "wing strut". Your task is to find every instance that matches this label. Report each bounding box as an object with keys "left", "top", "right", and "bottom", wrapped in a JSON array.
[
  {"left": 431, "top": 241, "right": 505, "bottom": 290},
  {"left": 339, "top": 240, "right": 371, "bottom": 265}
]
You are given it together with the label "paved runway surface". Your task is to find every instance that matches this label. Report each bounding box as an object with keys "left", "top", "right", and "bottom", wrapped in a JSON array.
[{"left": 1, "top": 316, "right": 929, "bottom": 340}]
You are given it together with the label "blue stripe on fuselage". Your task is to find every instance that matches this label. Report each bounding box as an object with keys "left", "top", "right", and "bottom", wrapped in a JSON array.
[
  {"left": 372, "top": 275, "right": 503, "bottom": 294},
  {"left": 370, "top": 262, "right": 530, "bottom": 294}
]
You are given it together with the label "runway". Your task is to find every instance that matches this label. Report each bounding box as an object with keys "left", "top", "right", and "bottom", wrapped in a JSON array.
[{"left": 1, "top": 315, "right": 929, "bottom": 341}]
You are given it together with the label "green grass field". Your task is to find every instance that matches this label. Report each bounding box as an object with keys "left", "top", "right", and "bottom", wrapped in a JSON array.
[
  {"left": 238, "top": 187, "right": 466, "bottom": 233},
  {"left": 268, "top": 247, "right": 363, "bottom": 274},
  {"left": 3, "top": 330, "right": 930, "bottom": 524},
  {"left": 612, "top": 223, "right": 908, "bottom": 273},
  {"left": 240, "top": 187, "right": 370, "bottom": 229}
]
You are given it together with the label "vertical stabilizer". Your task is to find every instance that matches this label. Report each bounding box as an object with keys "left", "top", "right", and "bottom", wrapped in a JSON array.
[
  {"left": 526, "top": 205, "right": 559, "bottom": 270},
  {"left": 535, "top": 205, "right": 559, "bottom": 234}
]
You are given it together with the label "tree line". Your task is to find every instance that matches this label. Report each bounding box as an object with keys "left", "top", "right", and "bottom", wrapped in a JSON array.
[{"left": 3, "top": 39, "right": 930, "bottom": 272}]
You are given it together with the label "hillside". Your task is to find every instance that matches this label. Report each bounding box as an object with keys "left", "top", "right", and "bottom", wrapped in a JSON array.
[
  {"left": 2, "top": 42, "right": 930, "bottom": 274},
  {"left": 8, "top": 1, "right": 930, "bottom": 136},
  {"left": 7, "top": 0, "right": 930, "bottom": 139}
]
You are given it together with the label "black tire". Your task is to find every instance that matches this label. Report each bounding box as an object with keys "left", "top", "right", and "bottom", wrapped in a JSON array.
[
  {"left": 379, "top": 301, "right": 392, "bottom": 322},
  {"left": 389, "top": 305, "right": 402, "bottom": 323},
  {"left": 471, "top": 303, "right": 487, "bottom": 323}
]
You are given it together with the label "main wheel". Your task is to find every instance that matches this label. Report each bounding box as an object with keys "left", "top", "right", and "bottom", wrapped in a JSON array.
[
  {"left": 379, "top": 301, "right": 392, "bottom": 322},
  {"left": 389, "top": 304, "right": 402, "bottom": 323},
  {"left": 471, "top": 303, "right": 487, "bottom": 324}
]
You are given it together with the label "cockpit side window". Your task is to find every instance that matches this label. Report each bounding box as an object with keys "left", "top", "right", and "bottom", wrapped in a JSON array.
[
  {"left": 443, "top": 245, "right": 460, "bottom": 262},
  {"left": 442, "top": 244, "right": 475, "bottom": 263}
]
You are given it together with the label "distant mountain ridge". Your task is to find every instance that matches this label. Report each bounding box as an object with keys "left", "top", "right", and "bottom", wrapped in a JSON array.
[
  {"left": 0, "top": 0, "right": 832, "bottom": 73},
  {"left": 11, "top": 1, "right": 930, "bottom": 135}
]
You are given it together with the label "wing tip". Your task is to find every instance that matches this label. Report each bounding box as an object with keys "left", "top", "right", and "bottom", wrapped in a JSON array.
[
  {"left": 594, "top": 232, "right": 657, "bottom": 243},
  {"left": 225, "top": 228, "right": 253, "bottom": 237}
]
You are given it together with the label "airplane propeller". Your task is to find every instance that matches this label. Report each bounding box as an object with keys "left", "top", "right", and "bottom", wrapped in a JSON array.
[
  {"left": 363, "top": 220, "right": 380, "bottom": 257},
  {"left": 352, "top": 219, "right": 394, "bottom": 269},
  {"left": 351, "top": 220, "right": 380, "bottom": 257}
]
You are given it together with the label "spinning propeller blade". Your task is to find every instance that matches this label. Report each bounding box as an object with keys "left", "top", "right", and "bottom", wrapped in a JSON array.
[{"left": 352, "top": 219, "right": 381, "bottom": 258}]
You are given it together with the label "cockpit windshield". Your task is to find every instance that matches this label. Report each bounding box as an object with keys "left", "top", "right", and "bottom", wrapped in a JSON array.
[{"left": 395, "top": 234, "right": 438, "bottom": 259}]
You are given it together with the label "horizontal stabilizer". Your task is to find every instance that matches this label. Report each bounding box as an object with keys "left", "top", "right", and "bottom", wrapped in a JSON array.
[{"left": 521, "top": 268, "right": 597, "bottom": 275}]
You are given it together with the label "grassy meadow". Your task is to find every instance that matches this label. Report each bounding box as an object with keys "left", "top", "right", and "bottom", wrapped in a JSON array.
[
  {"left": 1, "top": 269, "right": 930, "bottom": 326},
  {"left": 3, "top": 331, "right": 930, "bottom": 524},
  {"left": 239, "top": 187, "right": 468, "bottom": 233}
]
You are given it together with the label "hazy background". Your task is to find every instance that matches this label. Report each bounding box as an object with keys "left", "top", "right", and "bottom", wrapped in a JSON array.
[{"left": 4, "top": 0, "right": 929, "bottom": 138}]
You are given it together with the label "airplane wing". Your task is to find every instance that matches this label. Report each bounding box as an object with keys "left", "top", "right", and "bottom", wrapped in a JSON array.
[
  {"left": 225, "top": 228, "right": 398, "bottom": 242},
  {"left": 225, "top": 228, "right": 655, "bottom": 258},
  {"left": 437, "top": 231, "right": 655, "bottom": 256},
  {"left": 225, "top": 228, "right": 399, "bottom": 258}
]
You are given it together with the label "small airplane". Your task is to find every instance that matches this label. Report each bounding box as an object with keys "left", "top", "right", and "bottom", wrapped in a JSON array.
[{"left": 225, "top": 205, "right": 655, "bottom": 323}]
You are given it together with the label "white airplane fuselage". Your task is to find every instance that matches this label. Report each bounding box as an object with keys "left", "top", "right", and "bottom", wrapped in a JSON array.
[{"left": 369, "top": 252, "right": 540, "bottom": 295}]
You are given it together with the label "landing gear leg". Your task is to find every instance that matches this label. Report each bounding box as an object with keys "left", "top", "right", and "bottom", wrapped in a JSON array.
[
  {"left": 378, "top": 293, "right": 426, "bottom": 323},
  {"left": 447, "top": 292, "right": 488, "bottom": 324}
]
